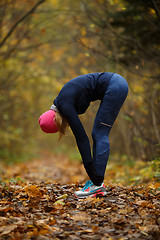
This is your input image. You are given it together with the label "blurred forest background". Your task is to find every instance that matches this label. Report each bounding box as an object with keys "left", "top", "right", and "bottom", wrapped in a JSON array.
[{"left": 0, "top": 0, "right": 160, "bottom": 183}]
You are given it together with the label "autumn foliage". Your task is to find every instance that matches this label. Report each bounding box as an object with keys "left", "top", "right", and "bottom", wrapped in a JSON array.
[
  {"left": 0, "top": 1, "right": 160, "bottom": 238},
  {"left": 0, "top": 156, "right": 160, "bottom": 239},
  {"left": 0, "top": 0, "right": 159, "bottom": 164}
]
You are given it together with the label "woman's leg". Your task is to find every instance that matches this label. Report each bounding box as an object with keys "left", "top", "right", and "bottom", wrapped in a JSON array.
[{"left": 92, "top": 73, "right": 129, "bottom": 177}]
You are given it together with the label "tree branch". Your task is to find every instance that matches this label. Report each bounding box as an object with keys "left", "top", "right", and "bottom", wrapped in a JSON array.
[
  {"left": 0, "top": 0, "right": 46, "bottom": 48},
  {"left": 152, "top": 0, "right": 160, "bottom": 18}
]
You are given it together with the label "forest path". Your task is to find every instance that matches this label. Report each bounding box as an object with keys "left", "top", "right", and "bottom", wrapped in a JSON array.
[{"left": 0, "top": 154, "right": 159, "bottom": 240}]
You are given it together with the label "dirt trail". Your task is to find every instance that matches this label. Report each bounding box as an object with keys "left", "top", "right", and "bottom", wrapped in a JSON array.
[
  {"left": 0, "top": 154, "right": 159, "bottom": 240},
  {"left": 5, "top": 153, "right": 86, "bottom": 184}
]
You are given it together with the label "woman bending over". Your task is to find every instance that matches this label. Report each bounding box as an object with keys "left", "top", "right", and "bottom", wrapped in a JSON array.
[{"left": 39, "top": 72, "right": 129, "bottom": 198}]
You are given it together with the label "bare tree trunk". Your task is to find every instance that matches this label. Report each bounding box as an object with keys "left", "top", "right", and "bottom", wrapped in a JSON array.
[{"left": 151, "top": 87, "right": 160, "bottom": 144}]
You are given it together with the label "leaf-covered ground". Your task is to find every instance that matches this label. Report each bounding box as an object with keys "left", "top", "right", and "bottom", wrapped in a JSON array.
[{"left": 0, "top": 154, "right": 160, "bottom": 240}]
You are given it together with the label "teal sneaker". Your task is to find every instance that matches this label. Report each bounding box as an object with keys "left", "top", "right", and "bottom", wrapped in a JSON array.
[{"left": 74, "top": 180, "right": 107, "bottom": 199}]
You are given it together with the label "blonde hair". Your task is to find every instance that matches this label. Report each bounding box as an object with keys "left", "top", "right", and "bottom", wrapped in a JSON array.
[{"left": 54, "top": 111, "right": 68, "bottom": 139}]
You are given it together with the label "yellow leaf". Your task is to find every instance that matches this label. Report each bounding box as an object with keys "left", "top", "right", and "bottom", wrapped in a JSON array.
[
  {"left": 38, "top": 229, "right": 49, "bottom": 234},
  {"left": 27, "top": 225, "right": 34, "bottom": 228},
  {"left": 54, "top": 200, "right": 65, "bottom": 209},
  {"left": 57, "top": 194, "right": 68, "bottom": 200},
  {"left": 54, "top": 200, "right": 65, "bottom": 205},
  {"left": 80, "top": 67, "right": 88, "bottom": 75},
  {"left": 134, "top": 85, "right": 144, "bottom": 93},
  {"left": 49, "top": 0, "right": 59, "bottom": 6}
]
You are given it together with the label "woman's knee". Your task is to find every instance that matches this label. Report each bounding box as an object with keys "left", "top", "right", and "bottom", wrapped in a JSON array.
[
  {"left": 92, "top": 125, "right": 110, "bottom": 140},
  {"left": 92, "top": 127, "right": 101, "bottom": 140}
]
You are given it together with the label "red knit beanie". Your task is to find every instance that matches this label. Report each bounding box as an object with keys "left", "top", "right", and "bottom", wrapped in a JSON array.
[{"left": 39, "top": 110, "right": 58, "bottom": 133}]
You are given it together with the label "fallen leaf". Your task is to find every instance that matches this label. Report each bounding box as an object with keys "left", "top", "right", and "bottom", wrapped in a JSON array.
[
  {"left": 57, "top": 194, "right": 68, "bottom": 199},
  {"left": 135, "top": 199, "right": 148, "bottom": 207},
  {"left": 25, "top": 185, "right": 42, "bottom": 197},
  {"left": 54, "top": 200, "right": 65, "bottom": 207},
  {"left": 1, "top": 224, "right": 17, "bottom": 235},
  {"left": 92, "top": 225, "right": 99, "bottom": 233}
]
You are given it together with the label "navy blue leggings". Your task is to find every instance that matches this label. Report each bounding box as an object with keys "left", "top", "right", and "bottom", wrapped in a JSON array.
[{"left": 92, "top": 73, "right": 129, "bottom": 177}]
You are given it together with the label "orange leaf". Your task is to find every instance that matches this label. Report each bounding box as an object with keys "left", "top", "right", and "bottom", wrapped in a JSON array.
[
  {"left": 154, "top": 183, "right": 160, "bottom": 188},
  {"left": 92, "top": 225, "right": 99, "bottom": 233},
  {"left": 25, "top": 185, "right": 42, "bottom": 197}
]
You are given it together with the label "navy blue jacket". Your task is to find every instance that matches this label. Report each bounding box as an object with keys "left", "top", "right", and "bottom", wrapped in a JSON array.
[{"left": 54, "top": 72, "right": 114, "bottom": 166}]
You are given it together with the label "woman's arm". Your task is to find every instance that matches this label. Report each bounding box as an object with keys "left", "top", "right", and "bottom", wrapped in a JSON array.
[
  {"left": 60, "top": 102, "right": 92, "bottom": 166},
  {"left": 60, "top": 102, "right": 103, "bottom": 185}
]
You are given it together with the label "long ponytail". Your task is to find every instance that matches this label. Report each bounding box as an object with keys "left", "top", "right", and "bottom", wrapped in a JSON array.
[{"left": 54, "top": 112, "right": 68, "bottom": 139}]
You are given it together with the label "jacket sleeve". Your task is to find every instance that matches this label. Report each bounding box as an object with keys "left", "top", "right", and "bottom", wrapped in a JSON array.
[
  {"left": 59, "top": 102, "right": 104, "bottom": 185},
  {"left": 59, "top": 102, "right": 93, "bottom": 167}
]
